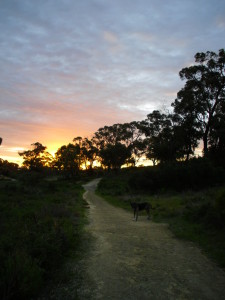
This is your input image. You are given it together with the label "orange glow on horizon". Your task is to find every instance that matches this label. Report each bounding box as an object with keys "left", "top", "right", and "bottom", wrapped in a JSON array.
[{"left": 1, "top": 141, "right": 203, "bottom": 168}]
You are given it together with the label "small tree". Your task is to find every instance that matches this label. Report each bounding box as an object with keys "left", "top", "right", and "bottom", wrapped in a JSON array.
[
  {"left": 141, "top": 111, "right": 181, "bottom": 164},
  {"left": 119, "top": 121, "right": 145, "bottom": 166},
  {"left": 0, "top": 158, "right": 19, "bottom": 176},
  {"left": 54, "top": 143, "right": 80, "bottom": 177},
  {"left": 19, "top": 142, "right": 52, "bottom": 171},
  {"left": 73, "top": 137, "right": 98, "bottom": 170},
  {"left": 80, "top": 138, "right": 98, "bottom": 170},
  {"left": 73, "top": 136, "right": 82, "bottom": 169}
]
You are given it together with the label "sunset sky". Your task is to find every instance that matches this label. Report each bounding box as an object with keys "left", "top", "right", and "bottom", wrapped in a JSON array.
[{"left": 1, "top": 0, "right": 225, "bottom": 165}]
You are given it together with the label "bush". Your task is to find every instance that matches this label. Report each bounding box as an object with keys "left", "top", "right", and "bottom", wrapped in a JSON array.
[
  {"left": 97, "top": 173, "right": 130, "bottom": 196},
  {"left": 0, "top": 178, "right": 85, "bottom": 300},
  {"left": 184, "top": 188, "right": 225, "bottom": 230},
  {"left": 0, "top": 251, "right": 43, "bottom": 300},
  {"left": 128, "top": 159, "right": 225, "bottom": 193}
]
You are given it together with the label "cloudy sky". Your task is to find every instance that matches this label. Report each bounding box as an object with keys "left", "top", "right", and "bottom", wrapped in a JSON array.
[{"left": 0, "top": 0, "right": 225, "bottom": 164}]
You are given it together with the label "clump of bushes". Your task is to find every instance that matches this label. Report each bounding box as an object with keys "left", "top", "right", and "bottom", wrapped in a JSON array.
[
  {"left": 184, "top": 188, "right": 225, "bottom": 230},
  {"left": 128, "top": 159, "right": 225, "bottom": 193},
  {"left": 0, "top": 179, "right": 86, "bottom": 300},
  {"left": 97, "top": 171, "right": 131, "bottom": 196}
]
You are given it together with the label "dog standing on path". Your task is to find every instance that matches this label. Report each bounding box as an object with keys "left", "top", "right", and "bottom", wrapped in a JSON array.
[{"left": 130, "top": 201, "right": 154, "bottom": 221}]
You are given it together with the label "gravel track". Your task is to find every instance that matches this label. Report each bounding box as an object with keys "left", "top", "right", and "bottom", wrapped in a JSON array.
[{"left": 79, "top": 178, "right": 225, "bottom": 300}]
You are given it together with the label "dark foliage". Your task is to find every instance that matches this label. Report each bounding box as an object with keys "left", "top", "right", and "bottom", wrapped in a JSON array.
[
  {"left": 0, "top": 158, "right": 19, "bottom": 177},
  {"left": 128, "top": 159, "right": 225, "bottom": 193},
  {"left": 184, "top": 189, "right": 225, "bottom": 230},
  {"left": 0, "top": 177, "right": 86, "bottom": 300}
]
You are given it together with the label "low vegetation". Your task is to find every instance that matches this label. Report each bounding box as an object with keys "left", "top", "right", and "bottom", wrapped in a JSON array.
[
  {"left": 97, "top": 160, "right": 225, "bottom": 269},
  {"left": 1, "top": 47, "right": 224, "bottom": 297},
  {"left": 0, "top": 172, "right": 87, "bottom": 300}
]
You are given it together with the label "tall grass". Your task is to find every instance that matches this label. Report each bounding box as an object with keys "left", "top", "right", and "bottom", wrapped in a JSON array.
[{"left": 0, "top": 174, "right": 87, "bottom": 300}]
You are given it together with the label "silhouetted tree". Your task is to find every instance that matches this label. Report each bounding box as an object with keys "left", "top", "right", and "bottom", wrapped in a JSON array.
[
  {"left": 81, "top": 138, "right": 98, "bottom": 170},
  {"left": 140, "top": 111, "right": 180, "bottom": 164},
  {"left": 73, "top": 136, "right": 83, "bottom": 169},
  {"left": 93, "top": 122, "right": 145, "bottom": 166},
  {"left": 0, "top": 158, "right": 18, "bottom": 176},
  {"left": 54, "top": 143, "right": 80, "bottom": 177},
  {"left": 172, "top": 49, "right": 225, "bottom": 155},
  {"left": 73, "top": 136, "right": 98, "bottom": 170},
  {"left": 99, "top": 142, "right": 131, "bottom": 170},
  {"left": 93, "top": 124, "right": 122, "bottom": 149},
  {"left": 208, "top": 101, "right": 225, "bottom": 164},
  {"left": 119, "top": 121, "right": 145, "bottom": 166},
  {"left": 171, "top": 113, "right": 201, "bottom": 160},
  {"left": 19, "top": 142, "right": 52, "bottom": 171}
]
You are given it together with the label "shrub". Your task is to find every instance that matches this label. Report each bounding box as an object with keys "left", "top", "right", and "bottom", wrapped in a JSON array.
[
  {"left": 128, "top": 159, "right": 225, "bottom": 193},
  {"left": 97, "top": 174, "right": 130, "bottom": 196},
  {"left": 0, "top": 178, "right": 85, "bottom": 300},
  {"left": 184, "top": 188, "right": 225, "bottom": 230},
  {"left": 0, "top": 251, "right": 42, "bottom": 300}
]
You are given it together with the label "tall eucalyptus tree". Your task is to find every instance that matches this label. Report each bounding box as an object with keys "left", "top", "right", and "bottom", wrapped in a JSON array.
[{"left": 172, "top": 49, "right": 225, "bottom": 155}]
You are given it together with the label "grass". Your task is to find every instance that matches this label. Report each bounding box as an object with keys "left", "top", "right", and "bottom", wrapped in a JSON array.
[
  {"left": 149, "top": 190, "right": 225, "bottom": 268},
  {"left": 97, "top": 173, "right": 225, "bottom": 269},
  {"left": 0, "top": 174, "right": 88, "bottom": 300},
  {"left": 2, "top": 166, "right": 224, "bottom": 299}
]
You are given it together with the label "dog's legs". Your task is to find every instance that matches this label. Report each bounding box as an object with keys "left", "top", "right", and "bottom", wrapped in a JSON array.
[
  {"left": 135, "top": 208, "right": 139, "bottom": 221},
  {"left": 146, "top": 207, "right": 150, "bottom": 220}
]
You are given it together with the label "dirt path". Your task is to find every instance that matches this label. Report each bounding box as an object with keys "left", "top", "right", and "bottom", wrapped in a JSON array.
[{"left": 78, "top": 178, "right": 225, "bottom": 300}]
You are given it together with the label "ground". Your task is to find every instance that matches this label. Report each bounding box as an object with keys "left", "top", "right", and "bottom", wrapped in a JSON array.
[
  {"left": 79, "top": 179, "right": 225, "bottom": 300},
  {"left": 39, "top": 178, "right": 225, "bottom": 300}
]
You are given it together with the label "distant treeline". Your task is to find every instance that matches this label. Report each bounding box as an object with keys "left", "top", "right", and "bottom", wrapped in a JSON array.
[
  {"left": 97, "top": 159, "right": 225, "bottom": 195},
  {"left": 1, "top": 49, "right": 225, "bottom": 176}
]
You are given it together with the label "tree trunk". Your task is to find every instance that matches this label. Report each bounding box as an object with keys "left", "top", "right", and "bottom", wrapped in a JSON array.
[{"left": 203, "top": 130, "right": 209, "bottom": 155}]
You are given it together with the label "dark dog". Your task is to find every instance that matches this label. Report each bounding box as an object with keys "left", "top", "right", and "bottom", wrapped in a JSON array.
[{"left": 130, "top": 201, "right": 154, "bottom": 221}]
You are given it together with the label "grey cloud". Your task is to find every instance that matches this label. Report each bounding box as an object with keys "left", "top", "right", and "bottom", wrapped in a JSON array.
[{"left": 0, "top": 0, "right": 225, "bottom": 161}]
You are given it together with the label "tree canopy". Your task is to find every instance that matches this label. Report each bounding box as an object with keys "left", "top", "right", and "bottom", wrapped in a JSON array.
[
  {"left": 172, "top": 49, "right": 225, "bottom": 155},
  {"left": 15, "top": 48, "right": 225, "bottom": 172},
  {"left": 19, "top": 142, "right": 52, "bottom": 171},
  {"left": 54, "top": 143, "right": 80, "bottom": 177}
]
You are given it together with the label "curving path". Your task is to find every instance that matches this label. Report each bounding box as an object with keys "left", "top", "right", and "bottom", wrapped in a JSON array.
[{"left": 79, "top": 178, "right": 225, "bottom": 300}]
